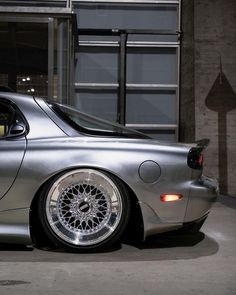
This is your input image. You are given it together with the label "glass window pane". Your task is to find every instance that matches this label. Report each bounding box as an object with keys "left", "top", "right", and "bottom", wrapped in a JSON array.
[
  {"left": 79, "top": 35, "right": 120, "bottom": 42},
  {"left": 137, "top": 129, "right": 176, "bottom": 141},
  {"left": 73, "top": 90, "right": 117, "bottom": 122},
  {"left": 126, "top": 90, "right": 177, "bottom": 124},
  {"left": 75, "top": 4, "right": 178, "bottom": 31},
  {"left": 127, "top": 48, "right": 177, "bottom": 84},
  {"left": 0, "top": 103, "right": 13, "bottom": 138},
  {"left": 75, "top": 47, "right": 118, "bottom": 83},
  {"left": 0, "top": 22, "right": 48, "bottom": 97}
]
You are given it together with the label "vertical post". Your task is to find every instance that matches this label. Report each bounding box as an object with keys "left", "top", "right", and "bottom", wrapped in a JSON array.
[
  {"left": 57, "top": 20, "right": 63, "bottom": 101},
  {"left": 57, "top": 19, "right": 70, "bottom": 104},
  {"left": 176, "top": 0, "right": 182, "bottom": 142},
  {"left": 48, "top": 18, "right": 54, "bottom": 101},
  {"left": 69, "top": 23, "right": 75, "bottom": 106},
  {"left": 8, "top": 23, "right": 17, "bottom": 92},
  {"left": 66, "top": 0, "right": 72, "bottom": 10},
  {"left": 67, "top": 19, "right": 72, "bottom": 105},
  {"left": 118, "top": 32, "right": 127, "bottom": 125},
  {"left": 218, "top": 111, "right": 228, "bottom": 195}
]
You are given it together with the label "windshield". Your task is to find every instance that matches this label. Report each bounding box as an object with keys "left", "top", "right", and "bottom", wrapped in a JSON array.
[{"left": 48, "top": 102, "right": 150, "bottom": 139}]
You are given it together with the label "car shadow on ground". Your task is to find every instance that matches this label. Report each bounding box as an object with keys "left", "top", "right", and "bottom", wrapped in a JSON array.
[
  {"left": 218, "top": 195, "right": 236, "bottom": 210},
  {"left": 132, "top": 231, "right": 206, "bottom": 249},
  {"left": 0, "top": 230, "right": 219, "bottom": 262}
]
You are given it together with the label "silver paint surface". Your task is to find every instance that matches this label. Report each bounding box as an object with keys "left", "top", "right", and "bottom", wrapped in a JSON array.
[
  {"left": 0, "top": 92, "right": 218, "bottom": 245},
  {"left": 138, "top": 160, "right": 161, "bottom": 183}
]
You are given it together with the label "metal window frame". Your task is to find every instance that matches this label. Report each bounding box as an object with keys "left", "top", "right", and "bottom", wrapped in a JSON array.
[
  {"left": 0, "top": 0, "right": 180, "bottom": 8},
  {"left": 0, "top": 14, "right": 74, "bottom": 101},
  {"left": 0, "top": 0, "right": 180, "bottom": 4},
  {"left": 75, "top": 0, "right": 181, "bottom": 141},
  {"left": 73, "top": 0, "right": 179, "bottom": 4},
  {"left": 118, "top": 32, "right": 127, "bottom": 124},
  {"left": 0, "top": 0, "right": 72, "bottom": 11},
  {"left": 0, "top": 7, "right": 72, "bottom": 14},
  {"left": 56, "top": 18, "right": 72, "bottom": 103},
  {"left": 48, "top": 18, "right": 55, "bottom": 100},
  {"left": 0, "top": 16, "right": 55, "bottom": 99},
  {"left": 78, "top": 41, "right": 179, "bottom": 47},
  {"left": 75, "top": 83, "right": 178, "bottom": 90}
]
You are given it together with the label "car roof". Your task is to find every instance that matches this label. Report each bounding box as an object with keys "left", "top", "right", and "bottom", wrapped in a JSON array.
[
  {"left": 0, "top": 92, "right": 67, "bottom": 139},
  {"left": 0, "top": 91, "right": 34, "bottom": 104}
]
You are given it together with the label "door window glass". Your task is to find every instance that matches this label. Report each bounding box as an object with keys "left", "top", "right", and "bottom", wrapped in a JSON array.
[{"left": 0, "top": 103, "right": 14, "bottom": 137}]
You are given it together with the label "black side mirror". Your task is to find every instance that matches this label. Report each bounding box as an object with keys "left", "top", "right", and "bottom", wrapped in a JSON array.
[{"left": 9, "top": 123, "right": 26, "bottom": 136}]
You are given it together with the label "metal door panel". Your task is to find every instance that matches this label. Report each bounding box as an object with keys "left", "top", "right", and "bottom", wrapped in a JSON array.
[{"left": 0, "top": 138, "right": 26, "bottom": 199}]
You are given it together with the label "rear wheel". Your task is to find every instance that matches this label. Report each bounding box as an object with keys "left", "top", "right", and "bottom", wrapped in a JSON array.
[{"left": 38, "top": 169, "right": 130, "bottom": 251}]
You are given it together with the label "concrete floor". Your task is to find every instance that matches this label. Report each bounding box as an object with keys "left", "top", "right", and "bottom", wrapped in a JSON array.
[{"left": 0, "top": 196, "right": 235, "bottom": 295}]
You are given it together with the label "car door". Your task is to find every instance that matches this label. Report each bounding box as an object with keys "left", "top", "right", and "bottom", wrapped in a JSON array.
[{"left": 0, "top": 100, "right": 27, "bottom": 199}]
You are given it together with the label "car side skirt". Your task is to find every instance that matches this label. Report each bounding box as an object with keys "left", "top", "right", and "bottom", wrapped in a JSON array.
[{"left": 0, "top": 208, "right": 31, "bottom": 245}]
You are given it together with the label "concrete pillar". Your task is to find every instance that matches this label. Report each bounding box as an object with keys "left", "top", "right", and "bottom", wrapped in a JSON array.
[
  {"left": 194, "top": 0, "right": 236, "bottom": 196},
  {"left": 181, "top": 0, "right": 236, "bottom": 196}
]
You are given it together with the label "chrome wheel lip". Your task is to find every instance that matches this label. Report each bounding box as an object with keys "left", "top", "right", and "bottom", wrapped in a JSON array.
[{"left": 45, "top": 169, "right": 122, "bottom": 246}]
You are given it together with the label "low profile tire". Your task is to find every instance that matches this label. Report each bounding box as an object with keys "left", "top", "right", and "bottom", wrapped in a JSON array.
[{"left": 37, "top": 169, "right": 130, "bottom": 252}]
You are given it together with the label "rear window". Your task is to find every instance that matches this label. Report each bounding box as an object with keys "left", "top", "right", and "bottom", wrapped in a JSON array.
[{"left": 47, "top": 101, "right": 149, "bottom": 139}]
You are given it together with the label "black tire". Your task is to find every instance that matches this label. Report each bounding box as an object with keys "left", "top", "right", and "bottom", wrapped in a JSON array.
[{"left": 37, "top": 169, "right": 130, "bottom": 252}]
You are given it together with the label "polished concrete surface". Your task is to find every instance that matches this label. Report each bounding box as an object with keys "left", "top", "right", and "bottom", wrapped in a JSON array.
[{"left": 0, "top": 196, "right": 235, "bottom": 294}]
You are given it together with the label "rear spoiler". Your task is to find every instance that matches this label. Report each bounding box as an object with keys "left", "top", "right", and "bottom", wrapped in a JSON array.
[{"left": 188, "top": 139, "right": 210, "bottom": 170}]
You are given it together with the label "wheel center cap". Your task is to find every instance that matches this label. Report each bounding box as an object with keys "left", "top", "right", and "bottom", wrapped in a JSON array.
[{"left": 78, "top": 201, "right": 90, "bottom": 213}]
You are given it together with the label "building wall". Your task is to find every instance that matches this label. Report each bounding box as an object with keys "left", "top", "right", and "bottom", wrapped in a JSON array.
[{"left": 182, "top": 0, "right": 236, "bottom": 196}]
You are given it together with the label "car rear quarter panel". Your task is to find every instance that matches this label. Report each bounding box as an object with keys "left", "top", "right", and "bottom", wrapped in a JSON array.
[
  {"left": 0, "top": 93, "right": 218, "bottom": 244},
  {"left": 0, "top": 137, "right": 192, "bottom": 226}
]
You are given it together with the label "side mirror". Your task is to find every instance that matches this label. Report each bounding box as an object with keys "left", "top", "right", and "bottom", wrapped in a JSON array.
[{"left": 9, "top": 123, "right": 26, "bottom": 136}]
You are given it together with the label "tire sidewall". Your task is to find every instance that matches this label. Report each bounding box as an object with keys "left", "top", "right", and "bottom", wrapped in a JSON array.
[{"left": 37, "top": 169, "right": 130, "bottom": 252}]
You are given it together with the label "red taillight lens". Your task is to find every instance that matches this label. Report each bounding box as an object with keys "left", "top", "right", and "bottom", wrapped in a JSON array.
[
  {"left": 160, "top": 194, "right": 183, "bottom": 202},
  {"left": 188, "top": 147, "right": 204, "bottom": 170},
  {"left": 198, "top": 154, "right": 204, "bottom": 166}
]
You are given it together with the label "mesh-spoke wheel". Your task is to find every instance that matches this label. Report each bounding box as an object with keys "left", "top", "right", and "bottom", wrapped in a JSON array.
[{"left": 38, "top": 169, "right": 130, "bottom": 251}]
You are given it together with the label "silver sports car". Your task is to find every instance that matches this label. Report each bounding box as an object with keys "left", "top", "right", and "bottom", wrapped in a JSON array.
[{"left": 0, "top": 92, "right": 218, "bottom": 251}]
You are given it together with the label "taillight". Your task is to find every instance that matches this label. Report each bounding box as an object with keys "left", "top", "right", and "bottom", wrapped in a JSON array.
[
  {"left": 198, "top": 154, "right": 204, "bottom": 166},
  {"left": 188, "top": 147, "right": 204, "bottom": 170}
]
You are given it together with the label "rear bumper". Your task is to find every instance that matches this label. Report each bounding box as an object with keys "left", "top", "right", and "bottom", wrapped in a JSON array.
[{"left": 184, "top": 175, "right": 219, "bottom": 223}]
